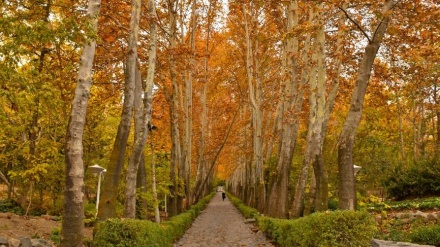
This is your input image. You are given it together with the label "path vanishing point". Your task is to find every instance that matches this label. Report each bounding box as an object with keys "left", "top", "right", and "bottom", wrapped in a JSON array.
[{"left": 173, "top": 192, "right": 274, "bottom": 247}]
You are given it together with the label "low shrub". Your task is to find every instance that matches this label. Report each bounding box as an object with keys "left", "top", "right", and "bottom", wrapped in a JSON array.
[
  {"left": 228, "top": 194, "right": 259, "bottom": 219},
  {"left": 0, "top": 199, "right": 24, "bottom": 215},
  {"left": 383, "top": 161, "right": 440, "bottom": 200},
  {"left": 94, "top": 219, "right": 168, "bottom": 247},
  {"left": 258, "top": 211, "right": 377, "bottom": 247},
  {"left": 50, "top": 227, "right": 61, "bottom": 245},
  {"left": 93, "top": 192, "right": 215, "bottom": 246},
  {"left": 409, "top": 224, "right": 440, "bottom": 247},
  {"left": 228, "top": 194, "right": 377, "bottom": 247}
]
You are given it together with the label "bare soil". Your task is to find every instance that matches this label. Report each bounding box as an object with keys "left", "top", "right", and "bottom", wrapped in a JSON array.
[{"left": 0, "top": 212, "right": 93, "bottom": 243}]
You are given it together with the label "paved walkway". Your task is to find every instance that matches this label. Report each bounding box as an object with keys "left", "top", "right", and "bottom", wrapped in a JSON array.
[{"left": 173, "top": 192, "right": 274, "bottom": 247}]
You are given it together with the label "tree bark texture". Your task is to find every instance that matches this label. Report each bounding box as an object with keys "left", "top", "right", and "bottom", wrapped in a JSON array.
[
  {"left": 182, "top": 0, "right": 196, "bottom": 208},
  {"left": 121, "top": 0, "right": 142, "bottom": 218},
  {"left": 98, "top": 5, "right": 137, "bottom": 219},
  {"left": 311, "top": 12, "right": 328, "bottom": 212},
  {"left": 268, "top": 0, "right": 307, "bottom": 218},
  {"left": 243, "top": 4, "right": 265, "bottom": 212},
  {"left": 62, "top": 0, "right": 101, "bottom": 245},
  {"left": 134, "top": 69, "right": 148, "bottom": 218},
  {"left": 167, "top": 0, "right": 182, "bottom": 217},
  {"left": 338, "top": 0, "right": 395, "bottom": 210}
]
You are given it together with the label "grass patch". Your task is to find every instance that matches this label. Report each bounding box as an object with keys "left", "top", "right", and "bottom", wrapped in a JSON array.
[{"left": 366, "top": 197, "right": 440, "bottom": 212}]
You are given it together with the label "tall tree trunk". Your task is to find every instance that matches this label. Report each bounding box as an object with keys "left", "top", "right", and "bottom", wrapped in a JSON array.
[
  {"left": 151, "top": 137, "right": 160, "bottom": 223},
  {"left": 268, "top": 0, "right": 299, "bottom": 218},
  {"left": 144, "top": 0, "right": 158, "bottom": 218},
  {"left": 434, "top": 84, "right": 440, "bottom": 159},
  {"left": 135, "top": 69, "right": 148, "bottom": 218},
  {"left": 98, "top": 0, "right": 138, "bottom": 219},
  {"left": 194, "top": 0, "right": 213, "bottom": 202},
  {"left": 311, "top": 11, "right": 328, "bottom": 212},
  {"left": 121, "top": 0, "right": 142, "bottom": 219},
  {"left": 167, "top": 0, "right": 182, "bottom": 216},
  {"left": 243, "top": 4, "right": 265, "bottom": 211},
  {"left": 338, "top": 0, "right": 395, "bottom": 210},
  {"left": 62, "top": 0, "right": 100, "bottom": 244},
  {"left": 396, "top": 93, "right": 407, "bottom": 166},
  {"left": 124, "top": 83, "right": 153, "bottom": 217},
  {"left": 123, "top": 0, "right": 157, "bottom": 217},
  {"left": 182, "top": 0, "right": 196, "bottom": 208}
]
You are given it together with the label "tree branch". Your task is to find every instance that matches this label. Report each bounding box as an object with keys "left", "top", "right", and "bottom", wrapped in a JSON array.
[
  {"left": 371, "top": 0, "right": 399, "bottom": 42},
  {"left": 338, "top": 6, "right": 371, "bottom": 43}
]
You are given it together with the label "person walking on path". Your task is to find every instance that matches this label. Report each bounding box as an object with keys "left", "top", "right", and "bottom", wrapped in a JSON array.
[
  {"left": 221, "top": 191, "right": 226, "bottom": 201},
  {"left": 174, "top": 192, "right": 273, "bottom": 247}
]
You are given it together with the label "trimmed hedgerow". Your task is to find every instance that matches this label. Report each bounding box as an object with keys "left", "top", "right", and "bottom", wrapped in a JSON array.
[
  {"left": 228, "top": 193, "right": 259, "bottom": 219},
  {"left": 93, "top": 218, "right": 168, "bottom": 247},
  {"left": 409, "top": 224, "right": 440, "bottom": 246},
  {"left": 258, "top": 211, "right": 377, "bottom": 247},
  {"left": 93, "top": 192, "right": 215, "bottom": 247},
  {"left": 228, "top": 193, "right": 377, "bottom": 247}
]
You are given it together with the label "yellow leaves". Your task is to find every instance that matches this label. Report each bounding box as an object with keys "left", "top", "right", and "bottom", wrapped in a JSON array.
[{"left": 8, "top": 163, "right": 49, "bottom": 183}]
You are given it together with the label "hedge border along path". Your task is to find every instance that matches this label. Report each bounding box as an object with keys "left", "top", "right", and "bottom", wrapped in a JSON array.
[
  {"left": 228, "top": 193, "right": 379, "bottom": 247},
  {"left": 93, "top": 192, "right": 215, "bottom": 247},
  {"left": 173, "top": 191, "right": 274, "bottom": 247}
]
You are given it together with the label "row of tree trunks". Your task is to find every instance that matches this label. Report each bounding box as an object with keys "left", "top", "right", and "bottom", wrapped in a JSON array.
[
  {"left": 123, "top": 0, "right": 157, "bottom": 219},
  {"left": 97, "top": 0, "right": 140, "bottom": 220},
  {"left": 227, "top": 1, "right": 396, "bottom": 219},
  {"left": 194, "top": 0, "right": 213, "bottom": 203},
  {"left": 267, "top": 0, "right": 302, "bottom": 218}
]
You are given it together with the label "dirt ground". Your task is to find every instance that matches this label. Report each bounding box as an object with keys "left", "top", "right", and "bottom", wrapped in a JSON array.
[{"left": 0, "top": 212, "right": 93, "bottom": 243}]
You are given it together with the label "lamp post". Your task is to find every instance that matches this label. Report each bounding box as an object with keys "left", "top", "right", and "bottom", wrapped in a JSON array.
[
  {"left": 353, "top": 165, "right": 362, "bottom": 176},
  {"left": 88, "top": 164, "right": 106, "bottom": 217}
]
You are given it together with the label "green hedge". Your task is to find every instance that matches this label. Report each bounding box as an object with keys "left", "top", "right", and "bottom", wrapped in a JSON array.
[
  {"left": 93, "top": 219, "right": 168, "bottom": 247},
  {"left": 409, "top": 224, "right": 440, "bottom": 246},
  {"left": 258, "top": 211, "right": 377, "bottom": 247},
  {"left": 383, "top": 162, "right": 440, "bottom": 200},
  {"left": 93, "top": 192, "right": 215, "bottom": 247},
  {"left": 228, "top": 193, "right": 259, "bottom": 219},
  {"left": 228, "top": 193, "right": 377, "bottom": 247}
]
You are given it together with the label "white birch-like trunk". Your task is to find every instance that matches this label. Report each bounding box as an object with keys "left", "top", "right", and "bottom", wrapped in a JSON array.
[
  {"left": 62, "top": 0, "right": 100, "bottom": 245},
  {"left": 123, "top": 0, "right": 157, "bottom": 218},
  {"left": 151, "top": 139, "right": 160, "bottom": 223},
  {"left": 168, "top": 0, "right": 182, "bottom": 216},
  {"left": 182, "top": 0, "right": 196, "bottom": 208},
  {"left": 243, "top": 4, "right": 265, "bottom": 211},
  {"left": 122, "top": 0, "right": 143, "bottom": 219},
  {"left": 194, "top": 1, "right": 213, "bottom": 202}
]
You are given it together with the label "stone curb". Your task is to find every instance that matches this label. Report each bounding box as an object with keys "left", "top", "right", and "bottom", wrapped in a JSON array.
[{"left": 0, "top": 236, "right": 53, "bottom": 247}]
